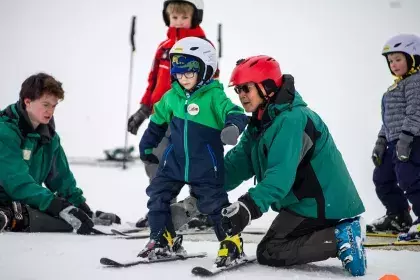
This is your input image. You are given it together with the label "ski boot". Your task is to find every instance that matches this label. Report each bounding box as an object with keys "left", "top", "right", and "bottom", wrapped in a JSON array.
[
  {"left": 214, "top": 234, "right": 245, "bottom": 268},
  {"left": 137, "top": 229, "right": 186, "bottom": 260},
  {"left": 0, "top": 203, "right": 25, "bottom": 232},
  {"left": 399, "top": 219, "right": 420, "bottom": 241},
  {"left": 0, "top": 210, "right": 8, "bottom": 232},
  {"left": 367, "top": 211, "right": 412, "bottom": 233},
  {"left": 335, "top": 217, "right": 367, "bottom": 276}
]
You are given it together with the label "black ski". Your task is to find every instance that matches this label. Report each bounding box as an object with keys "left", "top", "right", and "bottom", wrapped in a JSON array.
[
  {"left": 110, "top": 228, "right": 146, "bottom": 236},
  {"left": 364, "top": 240, "right": 420, "bottom": 247},
  {"left": 90, "top": 228, "right": 115, "bottom": 236},
  {"left": 100, "top": 252, "right": 207, "bottom": 268},
  {"left": 191, "top": 256, "right": 257, "bottom": 277},
  {"left": 366, "top": 224, "right": 399, "bottom": 238},
  {"left": 112, "top": 228, "right": 266, "bottom": 240}
]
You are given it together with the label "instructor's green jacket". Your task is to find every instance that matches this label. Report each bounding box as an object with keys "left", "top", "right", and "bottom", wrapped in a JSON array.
[
  {"left": 224, "top": 80, "right": 365, "bottom": 220},
  {"left": 0, "top": 102, "right": 85, "bottom": 212}
]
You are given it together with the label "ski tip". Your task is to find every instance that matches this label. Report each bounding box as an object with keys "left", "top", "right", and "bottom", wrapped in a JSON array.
[
  {"left": 192, "top": 266, "right": 213, "bottom": 276},
  {"left": 100, "top": 257, "right": 120, "bottom": 266}
]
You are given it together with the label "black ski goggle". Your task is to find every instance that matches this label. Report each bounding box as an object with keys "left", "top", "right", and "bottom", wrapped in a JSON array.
[{"left": 234, "top": 84, "right": 252, "bottom": 94}]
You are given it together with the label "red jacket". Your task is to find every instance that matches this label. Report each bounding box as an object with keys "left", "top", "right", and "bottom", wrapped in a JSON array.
[{"left": 140, "top": 26, "right": 210, "bottom": 107}]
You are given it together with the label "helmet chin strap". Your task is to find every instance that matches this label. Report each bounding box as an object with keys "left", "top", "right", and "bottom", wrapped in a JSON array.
[{"left": 255, "top": 83, "right": 275, "bottom": 120}]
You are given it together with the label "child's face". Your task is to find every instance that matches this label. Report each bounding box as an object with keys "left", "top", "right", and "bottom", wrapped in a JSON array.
[
  {"left": 168, "top": 11, "right": 192, "bottom": 28},
  {"left": 387, "top": 52, "right": 408, "bottom": 76},
  {"left": 24, "top": 93, "right": 59, "bottom": 126},
  {"left": 176, "top": 72, "right": 198, "bottom": 90},
  {"left": 235, "top": 83, "right": 264, "bottom": 113}
]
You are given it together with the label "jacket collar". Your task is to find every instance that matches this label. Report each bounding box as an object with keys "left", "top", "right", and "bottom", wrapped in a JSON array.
[
  {"left": 3, "top": 101, "right": 56, "bottom": 144},
  {"left": 166, "top": 26, "right": 206, "bottom": 41}
]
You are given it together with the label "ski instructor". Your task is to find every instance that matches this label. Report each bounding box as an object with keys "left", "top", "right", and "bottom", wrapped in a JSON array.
[
  {"left": 0, "top": 73, "right": 120, "bottom": 234},
  {"left": 219, "top": 56, "right": 367, "bottom": 276}
]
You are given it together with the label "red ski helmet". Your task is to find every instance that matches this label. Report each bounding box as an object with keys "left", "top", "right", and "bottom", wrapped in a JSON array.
[{"left": 229, "top": 55, "right": 283, "bottom": 95}]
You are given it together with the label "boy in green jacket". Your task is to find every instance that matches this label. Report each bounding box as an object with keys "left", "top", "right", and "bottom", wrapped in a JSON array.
[
  {"left": 220, "top": 56, "right": 367, "bottom": 276},
  {"left": 0, "top": 73, "right": 119, "bottom": 234},
  {"left": 137, "top": 37, "right": 248, "bottom": 267}
]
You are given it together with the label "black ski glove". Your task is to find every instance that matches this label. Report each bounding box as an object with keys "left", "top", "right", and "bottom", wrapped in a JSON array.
[
  {"left": 93, "top": 210, "right": 122, "bottom": 226},
  {"left": 59, "top": 206, "right": 94, "bottom": 235},
  {"left": 78, "top": 201, "right": 94, "bottom": 218},
  {"left": 372, "top": 136, "right": 387, "bottom": 167},
  {"left": 221, "top": 193, "right": 262, "bottom": 236},
  {"left": 221, "top": 124, "right": 240, "bottom": 145},
  {"left": 77, "top": 202, "right": 121, "bottom": 226},
  {"left": 396, "top": 133, "right": 413, "bottom": 162},
  {"left": 46, "top": 198, "right": 94, "bottom": 235},
  {"left": 127, "top": 104, "right": 152, "bottom": 135},
  {"left": 140, "top": 152, "right": 159, "bottom": 164}
]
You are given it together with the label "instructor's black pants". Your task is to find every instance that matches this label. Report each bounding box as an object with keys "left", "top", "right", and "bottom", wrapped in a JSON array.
[
  {"left": 0, "top": 203, "right": 72, "bottom": 233},
  {"left": 256, "top": 210, "right": 339, "bottom": 267}
]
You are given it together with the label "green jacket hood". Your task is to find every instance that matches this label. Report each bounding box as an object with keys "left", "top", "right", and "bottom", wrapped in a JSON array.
[
  {"left": 1, "top": 101, "right": 56, "bottom": 144},
  {"left": 251, "top": 74, "right": 307, "bottom": 124}
]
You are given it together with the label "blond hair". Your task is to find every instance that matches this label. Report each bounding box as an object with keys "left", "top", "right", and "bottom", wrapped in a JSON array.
[{"left": 166, "top": 2, "right": 194, "bottom": 16}]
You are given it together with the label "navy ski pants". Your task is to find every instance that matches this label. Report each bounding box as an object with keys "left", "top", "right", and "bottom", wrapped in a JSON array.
[
  {"left": 146, "top": 173, "right": 229, "bottom": 241},
  {"left": 373, "top": 138, "right": 420, "bottom": 217}
]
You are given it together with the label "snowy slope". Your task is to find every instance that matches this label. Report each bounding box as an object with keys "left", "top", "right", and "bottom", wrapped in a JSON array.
[
  {"left": 1, "top": 233, "right": 419, "bottom": 280},
  {"left": 0, "top": 165, "right": 418, "bottom": 280},
  {"left": 0, "top": 166, "right": 420, "bottom": 280}
]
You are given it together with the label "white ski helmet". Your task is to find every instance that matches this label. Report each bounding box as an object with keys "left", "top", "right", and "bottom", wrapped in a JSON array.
[
  {"left": 169, "top": 36, "right": 217, "bottom": 86},
  {"left": 163, "top": 0, "right": 204, "bottom": 28},
  {"left": 382, "top": 34, "right": 420, "bottom": 72}
]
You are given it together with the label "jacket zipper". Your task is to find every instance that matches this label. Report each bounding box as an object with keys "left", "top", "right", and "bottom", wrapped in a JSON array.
[
  {"left": 184, "top": 93, "right": 190, "bottom": 182},
  {"left": 206, "top": 144, "right": 218, "bottom": 178},
  {"left": 163, "top": 144, "right": 173, "bottom": 167}
]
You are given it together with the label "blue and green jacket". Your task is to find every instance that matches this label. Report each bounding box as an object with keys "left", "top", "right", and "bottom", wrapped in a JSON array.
[{"left": 140, "top": 80, "right": 248, "bottom": 185}]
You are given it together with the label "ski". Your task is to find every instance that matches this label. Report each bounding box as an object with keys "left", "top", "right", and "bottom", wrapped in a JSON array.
[
  {"left": 100, "top": 252, "right": 207, "bottom": 268},
  {"left": 90, "top": 228, "right": 115, "bottom": 236},
  {"left": 366, "top": 232, "right": 398, "bottom": 238},
  {"left": 112, "top": 228, "right": 266, "bottom": 240},
  {"left": 191, "top": 256, "right": 257, "bottom": 277},
  {"left": 398, "top": 231, "right": 420, "bottom": 241},
  {"left": 364, "top": 240, "right": 420, "bottom": 247},
  {"left": 110, "top": 228, "right": 146, "bottom": 236},
  {"left": 366, "top": 225, "right": 399, "bottom": 238},
  {"left": 115, "top": 229, "right": 216, "bottom": 240}
]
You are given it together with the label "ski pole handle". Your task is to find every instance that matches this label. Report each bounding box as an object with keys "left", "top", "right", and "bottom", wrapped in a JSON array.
[
  {"left": 217, "top": 23, "right": 222, "bottom": 59},
  {"left": 130, "top": 16, "right": 136, "bottom": 52}
]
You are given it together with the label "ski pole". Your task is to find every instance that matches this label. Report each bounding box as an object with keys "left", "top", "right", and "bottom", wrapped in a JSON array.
[
  {"left": 123, "top": 16, "right": 136, "bottom": 170},
  {"left": 217, "top": 23, "right": 222, "bottom": 60}
]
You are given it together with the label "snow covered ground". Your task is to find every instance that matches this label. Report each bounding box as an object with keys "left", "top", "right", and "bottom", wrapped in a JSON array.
[{"left": 1, "top": 165, "right": 418, "bottom": 280}]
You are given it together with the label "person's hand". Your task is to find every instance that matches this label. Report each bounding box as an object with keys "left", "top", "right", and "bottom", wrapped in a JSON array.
[
  {"left": 371, "top": 137, "right": 387, "bottom": 167},
  {"left": 396, "top": 133, "right": 413, "bottom": 162},
  {"left": 221, "top": 193, "right": 262, "bottom": 236},
  {"left": 59, "top": 205, "right": 94, "bottom": 235},
  {"left": 127, "top": 105, "right": 152, "bottom": 135},
  {"left": 93, "top": 211, "right": 122, "bottom": 226},
  {"left": 140, "top": 153, "right": 159, "bottom": 164},
  {"left": 221, "top": 125, "right": 240, "bottom": 145}
]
